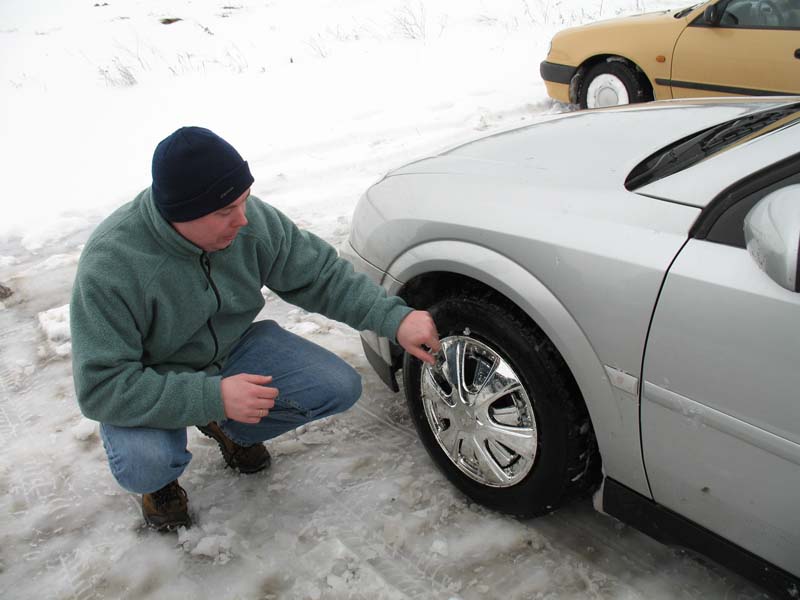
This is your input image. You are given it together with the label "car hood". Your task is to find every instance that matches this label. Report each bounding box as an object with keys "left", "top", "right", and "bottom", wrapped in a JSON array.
[
  {"left": 386, "top": 99, "right": 788, "bottom": 196},
  {"left": 559, "top": 6, "right": 677, "bottom": 36}
]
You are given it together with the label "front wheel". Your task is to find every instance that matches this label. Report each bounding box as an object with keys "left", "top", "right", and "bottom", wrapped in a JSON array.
[
  {"left": 579, "top": 61, "right": 650, "bottom": 109},
  {"left": 403, "top": 292, "right": 600, "bottom": 517}
]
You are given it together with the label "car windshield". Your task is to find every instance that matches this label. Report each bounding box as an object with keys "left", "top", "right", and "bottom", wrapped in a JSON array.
[{"left": 625, "top": 103, "right": 800, "bottom": 190}]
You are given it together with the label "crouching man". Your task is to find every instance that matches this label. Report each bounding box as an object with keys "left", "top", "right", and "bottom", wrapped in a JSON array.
[{"left": 70, "top": 126, "right": 439, "bottom": 531}]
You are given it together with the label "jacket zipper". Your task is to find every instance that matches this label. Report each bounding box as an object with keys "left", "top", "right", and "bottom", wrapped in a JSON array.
[{"left": 200, "top": 252, "right": 222, "bottom": 370}]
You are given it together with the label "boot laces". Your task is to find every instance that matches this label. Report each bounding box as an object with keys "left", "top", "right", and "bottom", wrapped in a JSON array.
[{"left": 151, "top": 481, "right": 186, "bottom": 509}]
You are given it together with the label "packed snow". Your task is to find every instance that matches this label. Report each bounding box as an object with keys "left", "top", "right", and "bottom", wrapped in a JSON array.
[{"left": 0, "top": 0, "right": 776, "bottom": 598}]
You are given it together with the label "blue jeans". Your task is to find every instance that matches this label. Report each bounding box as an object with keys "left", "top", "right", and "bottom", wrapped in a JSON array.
[{"left": 100, "top": 320, "right": 362, "bottom": 494}]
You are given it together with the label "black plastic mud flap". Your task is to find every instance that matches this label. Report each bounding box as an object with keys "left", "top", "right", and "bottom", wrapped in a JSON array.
[{"left": 361, "top": 337, "right": 399, "bottom": 392}]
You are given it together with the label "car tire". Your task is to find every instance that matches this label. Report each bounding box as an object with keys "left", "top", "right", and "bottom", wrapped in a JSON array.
[
  {"left": 579, "top": 60, "right": 650, "bottom": 109},
  {"left": 403, "top": 291, "right": 600, "bottom": 517}
]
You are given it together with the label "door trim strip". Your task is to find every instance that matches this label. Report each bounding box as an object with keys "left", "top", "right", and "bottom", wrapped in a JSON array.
[
  {"left": 654, "top": 78, "right": 797, "bottom": 97},
  {"left": 643, "top": 381, "right": 800, "bottom": 466}
]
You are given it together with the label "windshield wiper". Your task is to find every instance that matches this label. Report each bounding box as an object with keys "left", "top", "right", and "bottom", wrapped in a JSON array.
[
  {"left": 625, "top": 104, "right": 800, "bottom": 190},
  {"left": 673, "top": 4, "right": 699, "bottom": 18}
]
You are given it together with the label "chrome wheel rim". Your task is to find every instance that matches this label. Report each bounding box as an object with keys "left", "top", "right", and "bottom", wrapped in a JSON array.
[
  {"left": 421, "top": 335, "right": 537, "bottom": 488},
  {"left": 586, "top": 73, "right": 630, "bottom": 108}
]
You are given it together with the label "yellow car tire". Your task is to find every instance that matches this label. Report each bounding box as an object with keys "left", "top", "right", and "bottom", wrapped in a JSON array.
[{"left": 578, "top": 60, "right": 651, "bottom": 110}]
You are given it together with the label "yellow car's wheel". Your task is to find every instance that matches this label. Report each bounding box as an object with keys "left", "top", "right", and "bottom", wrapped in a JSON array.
[{"left": 579, "top": 61, "right": 650, "bottom": 109}]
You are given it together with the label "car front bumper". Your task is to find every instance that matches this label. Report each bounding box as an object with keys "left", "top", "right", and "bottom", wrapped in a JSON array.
[
  {"left": 340, "top": 240, "right": 402, "bottom": 392},
  {"left": 540, "top": 60, "right": 576, "bottom": 104}
]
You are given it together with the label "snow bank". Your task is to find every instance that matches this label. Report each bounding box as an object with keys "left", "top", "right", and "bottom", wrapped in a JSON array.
[{"left": 37, "top": 304, "right": 71, "bottom": 358}]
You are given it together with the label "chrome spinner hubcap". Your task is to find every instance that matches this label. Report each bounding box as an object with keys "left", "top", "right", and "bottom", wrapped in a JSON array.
[{"left": 421, "top": 335, "right": 537, "bottom": 487}]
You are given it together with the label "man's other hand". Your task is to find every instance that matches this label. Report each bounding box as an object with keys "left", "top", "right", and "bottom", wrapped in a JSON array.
[
  {"left": 220, "top": 373, "right": 278, "bottom": 423},
  {"left": 396, "top": 310, "right": 440, "bottom": 365}
]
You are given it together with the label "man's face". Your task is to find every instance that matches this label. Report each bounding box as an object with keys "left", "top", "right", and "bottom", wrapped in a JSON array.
[{"left": 172, "top": 188, "right": 250, "bottom": 252}]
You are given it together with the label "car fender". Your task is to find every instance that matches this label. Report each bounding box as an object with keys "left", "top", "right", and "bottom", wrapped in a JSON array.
[
  {"left": 547, "top": 10, "right": 692, "bottom": 101},
  {"left": 385, "top": 239, "right": 653, "bottom": 498}
]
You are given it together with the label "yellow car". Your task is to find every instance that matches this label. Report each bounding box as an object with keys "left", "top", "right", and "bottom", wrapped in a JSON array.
[{"left": 541, "top": 0, "right": 800, "bottom": 109}]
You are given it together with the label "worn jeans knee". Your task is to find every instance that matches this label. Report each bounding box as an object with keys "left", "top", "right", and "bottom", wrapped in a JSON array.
[
  {"left": 219, "top": 319, "right": 364, "bottom": 445},
  {"left": 315, "top": 360, "right": 362, "bottom": 416},
  {"left": 100, "top": 424, "right": 191, "bottom": 494}
]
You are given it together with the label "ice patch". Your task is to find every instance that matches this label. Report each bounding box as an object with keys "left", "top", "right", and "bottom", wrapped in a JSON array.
[
  {"left": 25, "top": 253, "right": 79, "bottom": 275},
  {"left": 291, "top": 581, "right": 322, "bottom": 599},
  {"left": 270, "top": 438, "right": 309, "bottom": 456},
  {"left": 178, "top": 522, "right": 236, "bottom": 564},
  {"left": 286, "top": 320, "right": 321, "bottom": 336},
  {"left": 0, "top": 255, "right": 18, "bottom": 267},
  {"left": 286, "top": 308, "right": 334, "bottom": 336},
  {"left": 443, "top": 518, "right": 532, "bottom": 561},
  {"left": 382, "top": 512, "right": 429, "bottom": 548},
  {"left": 4, "top": 360, "right": 36, "bottom": 391},
  {"left": 431, "top": 538, "right": 449, "bottom": 556},
  {"left": 71, "top": 417, "right": 98, "bottom": 441},
  {"left": 37, "top": 303, "right": 72, "bottom": 357}
]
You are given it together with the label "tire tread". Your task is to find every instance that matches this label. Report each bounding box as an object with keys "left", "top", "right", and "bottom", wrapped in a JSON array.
[{"left": 405, "top": 288, "right": 601, "bottom": 517}]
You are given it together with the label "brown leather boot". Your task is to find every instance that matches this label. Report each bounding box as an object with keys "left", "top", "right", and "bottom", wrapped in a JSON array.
[
  {"left": 197, "top": 422, "right": 271, "bottom": 474},
  {"left": 142, "top": 480, "right": 191, "bottom": 531}
]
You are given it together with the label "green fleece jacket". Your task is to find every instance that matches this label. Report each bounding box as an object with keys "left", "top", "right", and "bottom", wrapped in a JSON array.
[{"left": 70, "top": 188, "right": 411, "bottom": 429}]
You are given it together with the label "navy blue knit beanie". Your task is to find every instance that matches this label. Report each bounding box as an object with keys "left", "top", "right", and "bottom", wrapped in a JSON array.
[{"left": 151, "top": 126, "right": 254, "bottom": 222}]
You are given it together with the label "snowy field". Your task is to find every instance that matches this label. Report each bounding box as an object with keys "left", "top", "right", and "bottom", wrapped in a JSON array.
[{"left": 0, "top": 1, "right": 776, "bottom": 598}]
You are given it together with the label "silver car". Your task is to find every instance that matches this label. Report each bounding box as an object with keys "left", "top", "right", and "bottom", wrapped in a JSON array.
[{"left": 341, "top": 97, "right": 800, "bottom": 597}]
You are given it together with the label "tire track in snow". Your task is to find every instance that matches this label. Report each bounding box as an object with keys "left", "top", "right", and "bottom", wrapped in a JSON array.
[
  {"left": 353, "top": 403, "right": 416, "bottom": 441},
  {"left": 284, "top": 398, "right": 460, "bottom": 599},
  {"left": 0, "top": 316, "right": 38, "bottom": 441},
  {"left": 0, "top": 306, "right": 97, "bottom": 600},
  {"left": 303, "top": 463, "right": 459, "bottom": 600},
  {"left": 57, "top": 550, "right": 102, "bottom": 600},
  {"left": 344, "top": 394, "right": 767, "bottom": 599}
]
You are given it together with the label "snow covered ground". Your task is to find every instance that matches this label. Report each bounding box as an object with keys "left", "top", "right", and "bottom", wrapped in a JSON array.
[{"left": 0, "top": 0, "right": 775, "bottom": 598}]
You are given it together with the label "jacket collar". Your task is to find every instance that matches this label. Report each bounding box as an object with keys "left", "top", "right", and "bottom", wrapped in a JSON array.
[{"left": 140, "top": 187, "right": 204, "bottom": 257}]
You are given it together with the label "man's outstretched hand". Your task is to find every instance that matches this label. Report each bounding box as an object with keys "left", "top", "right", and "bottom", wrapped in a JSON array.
[
  {"left": 396, "top": 310, "right": 441, "bottom": 365},
  {"left": 221, "top": 373, "right": 279, "bottom": 423}
]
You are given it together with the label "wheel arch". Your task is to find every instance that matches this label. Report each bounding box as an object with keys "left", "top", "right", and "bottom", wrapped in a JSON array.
[
  {"left": 384, "top": 240, "right": 652, "bottom": 497},
  {"left": 570, "top": 54, "right": 655, "bottom": 105}
]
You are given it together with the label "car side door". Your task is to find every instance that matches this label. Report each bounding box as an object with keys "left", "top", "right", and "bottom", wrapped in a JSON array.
[
  {"left": 640, "top": 161, "right": 800, "bottom": 578},
  {"left": 667, "top": 0, "right": 800, "bottom": 98}
]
